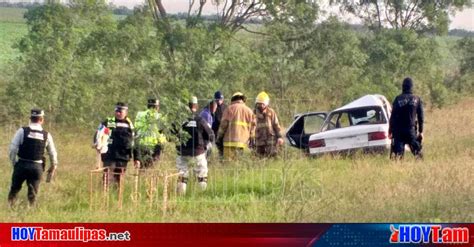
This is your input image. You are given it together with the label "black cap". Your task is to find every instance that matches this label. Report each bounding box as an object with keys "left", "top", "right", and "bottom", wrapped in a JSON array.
[
  {"left": 31, "top": 108, "right": 44, "bottom": 117},
  {"left": 115, "top": 102, "right": 128, "bottom": 111},
  {"left": 214, "top": 91, "right": 224, "bottom": 100},
  {"left": 402, "top": 77, "right": 413, "bottom": 93},
  {"left": 147, "top": 98, "right": 159, "bottom": 106}
]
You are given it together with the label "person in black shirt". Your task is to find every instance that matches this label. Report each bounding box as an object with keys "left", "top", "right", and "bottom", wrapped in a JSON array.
[
  {"left": 94, "top": 102, "right": 134, "bottom": 187},
  {"left": 175, "top": 96, "right": 215, "bottom": 195},
  {"left": 389, "top": 77, "right": 424, "bottom": 159},
  {"left": 212, "top": 91, "right": 227, "bottom": 157}
]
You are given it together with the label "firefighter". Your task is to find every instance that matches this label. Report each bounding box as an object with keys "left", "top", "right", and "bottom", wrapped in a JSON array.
[
  {"left": 94, "top": 102, "right": 134, "bottom": 187},
  {"left": 176, "top": 96, "right": 215, "bottom": 195},
  {"left": 133, "top": 98, "right": 167, "bottom": 169},
  {"left": 216, "top": 92, "right": 255, "bottom": 160},
  {"left": 8, "top": 109, "right": 58, "bottom": 206},
  {"left": 389, "top": 77, "right": 424, "bottom": 160},
  {"left": 254, "top": 92, "right": 284, "bottom": 157}
]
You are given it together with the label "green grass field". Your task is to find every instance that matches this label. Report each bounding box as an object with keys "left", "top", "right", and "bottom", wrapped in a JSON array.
[
  {"left": 0, "top": 22, "right": 27, "bottom": 66},
  {"left": 0, "top": 7, "right": 26, "bottom": 23},
  {"left": 0, "top": 98, "right": 472, "bottom": 222},
  {"left": 0, "top": 7, "right": 27, "bottom": 67}
]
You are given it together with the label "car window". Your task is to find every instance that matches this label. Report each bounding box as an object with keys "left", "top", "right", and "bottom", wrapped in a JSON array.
[
  {"left": 338, "top": 112, "right": 351, "bottom": 128},
  {"left": 378, "top": 96, "right": 390, "bottom": 119},
  {"left": 350, "top": 107, "right": 386, "bottom": 125},
  {"left": 322, "top": 106, "right": 386, "bottom": 131},
  {"left": 322, "top": 113, "right": 339, "bottom": 131},
  {"left": 303, "top": 114, "right": 325, "bottom": 134}
]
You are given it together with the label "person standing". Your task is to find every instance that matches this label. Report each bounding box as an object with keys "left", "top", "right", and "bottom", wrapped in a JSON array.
[
  {"left": 200, "top": 100, "right": 217, "bottom": 157},
  {"left": 8, "top": 108, "right": 58, "bottom": 206},
  {"left": 254, "top": 92, "right": 284, "bottom": 157},
  {"left": 389, "top": 77, "right": 424, "bottom": 159},
  {"left": 133, "top": 98, "right": 167, "bottom": 169},
  {"left": 175, "top": 96, "right": 215, "bottom": 195},
  {"left": 200, "top": 100, "right": 217, "bottom": 129},
  {"left": 216, "top": 92, "right": 255, "bottom": 160},
  {"left": 212, "top": 91, "right": 227, "bottom": 157},
  {"left": 94, "top": 102, "right": 134, "bottom": 187}
]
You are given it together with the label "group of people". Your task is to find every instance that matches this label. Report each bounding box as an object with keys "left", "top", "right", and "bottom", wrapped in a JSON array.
[
  {"left": 7, "top": 78, "right": 424, "bottom": 205},
  {"left": 91, "top": 90, "right": 284, "bottom": 195}
]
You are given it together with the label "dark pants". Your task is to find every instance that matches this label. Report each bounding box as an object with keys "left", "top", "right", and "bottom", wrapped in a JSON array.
[
  {"left": 136, "top": 145, "right": 162, "bottom": 169},
  {"left": 256, "top": 145, "right": 278, "bottom": 158},
  {"left": 216, "top": 143, "right": 224, "bottom": 158},
  {"left": 8, "top": 160, "right": 44, "bottom": 205},
  {"left": 393, "top": 130, "right": 422, "bottom": 158},
  {"left": 103, "top": 160, "right": 128, "bottom": 187}
]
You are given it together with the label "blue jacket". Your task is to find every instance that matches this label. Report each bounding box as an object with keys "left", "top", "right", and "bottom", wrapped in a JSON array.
[{"left": 199, "top": 107, "right": 214, "bottom": 128}]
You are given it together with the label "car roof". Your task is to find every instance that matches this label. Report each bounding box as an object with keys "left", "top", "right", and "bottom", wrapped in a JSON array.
[
  {"left": 293, "top": 111, "right": 327, "bottom": 119},
  {"left": 332, "top": 94, "right": 388, "bottom": 112}
]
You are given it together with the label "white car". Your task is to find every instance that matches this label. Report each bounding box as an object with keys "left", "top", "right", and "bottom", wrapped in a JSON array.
[{"left": 286, "top": 94, "right": 392, "bottom": 155}]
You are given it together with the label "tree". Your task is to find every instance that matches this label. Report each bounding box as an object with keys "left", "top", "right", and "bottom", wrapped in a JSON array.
[
  {"left": 330, "top": 0, "right": 471, "bottom": 35},
  {"left": 148, "top": 0, "right": 266, "bottom": 32},
  {"left": 5, "top": 1, "right": 116, "bottom": 122},
  {"left": 451, "top": 37, "right": 474, "bottom": 94}
]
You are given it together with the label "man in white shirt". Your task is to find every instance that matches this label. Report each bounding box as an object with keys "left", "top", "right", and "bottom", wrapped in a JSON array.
[{"left": 8, "top": 108, "right": 58, "bottom": 206}]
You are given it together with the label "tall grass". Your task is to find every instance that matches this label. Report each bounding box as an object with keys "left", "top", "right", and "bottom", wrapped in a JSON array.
[{"left": 0, "top": 98, "right": 473, "bottom": 222}]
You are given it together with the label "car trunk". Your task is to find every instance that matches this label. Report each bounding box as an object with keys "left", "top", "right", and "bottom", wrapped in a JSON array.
[{"left": 309, "top": 124, "right": 388, "bottom": 154}]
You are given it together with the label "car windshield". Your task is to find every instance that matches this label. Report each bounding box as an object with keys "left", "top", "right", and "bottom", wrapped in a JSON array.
[{"left": 321, "top": 106, "right": 386, "bottom": 131}]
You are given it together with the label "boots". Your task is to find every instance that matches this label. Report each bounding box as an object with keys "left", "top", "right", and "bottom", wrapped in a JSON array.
[
  {"left": 197, "top": 177, "right": 208, "bottom": 191},
  {"left": 177, "top": 182, "right": 187, "bottom": 195},
  {"left": 177, "top": 177, "right": 208, "bottom": 194},
  {"left": 177, "top": 177, "right": 188, "bottom": 195}
]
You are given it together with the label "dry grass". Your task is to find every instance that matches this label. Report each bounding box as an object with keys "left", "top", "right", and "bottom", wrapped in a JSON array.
[{"left": 0, "top": 98, "right": 472, "bottom": 222}]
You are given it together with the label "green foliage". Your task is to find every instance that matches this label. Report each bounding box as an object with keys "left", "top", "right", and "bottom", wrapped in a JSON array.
[
  {"left": 452, "top": 37, "right": 474, "bottom": 95},
  {"left": 4, "top": 2, "right": 116, "bottom": 123},
  {"left": 457, "top": 37, "right": 474, "bottom": 75},
  {"left": 331, "top": 0, "right": 471, "bottom": 35},
  {"left": 360, "top": 29, "right": 450, "bottom": 106},
  {"left": 0, "top": 1, "right": 470, "bottom": 126}
]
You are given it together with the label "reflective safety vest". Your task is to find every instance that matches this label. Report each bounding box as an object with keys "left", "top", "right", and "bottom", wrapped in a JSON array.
[
  {"left": 105, "top": 117, "right": 134, "bottom": 142},
  {"left": 134, "top": 109, "right": 167, "bottom": 147}
]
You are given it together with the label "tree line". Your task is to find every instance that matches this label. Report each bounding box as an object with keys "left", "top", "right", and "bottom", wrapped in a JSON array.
[{"left": 0, "top": 0, "right": 472, "bottom": 129}]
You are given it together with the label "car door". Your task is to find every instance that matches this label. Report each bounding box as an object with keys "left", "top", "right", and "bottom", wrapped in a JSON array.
[{"left": 286, "top": 112, "right": 327, "bottom": 149}]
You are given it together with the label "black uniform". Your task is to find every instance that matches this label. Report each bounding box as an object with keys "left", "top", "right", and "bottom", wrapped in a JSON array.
[
  {"left": 100, "top": 117, "right": 134, "bottom": 185},
  {"left": 8, "top": 127, "right": 51, "bottom": 205},
  {"left": 389, "top": 79, "right": 424, "bottom": 158},
  {"left": 212, "top": 103, "right": 227, "bottom": 156},
  {"left": 177, "top": 113, "right": 215, "bottom": 157}
]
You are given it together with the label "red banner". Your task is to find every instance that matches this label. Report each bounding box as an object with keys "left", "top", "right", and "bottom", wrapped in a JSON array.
[{"left": 0, "top": 223, "right": 472, "bottom": 246}]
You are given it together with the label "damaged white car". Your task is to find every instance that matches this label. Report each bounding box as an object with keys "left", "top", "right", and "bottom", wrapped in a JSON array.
[{"left": 286, "top": 94, "right": 392, "bottom": 155}]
